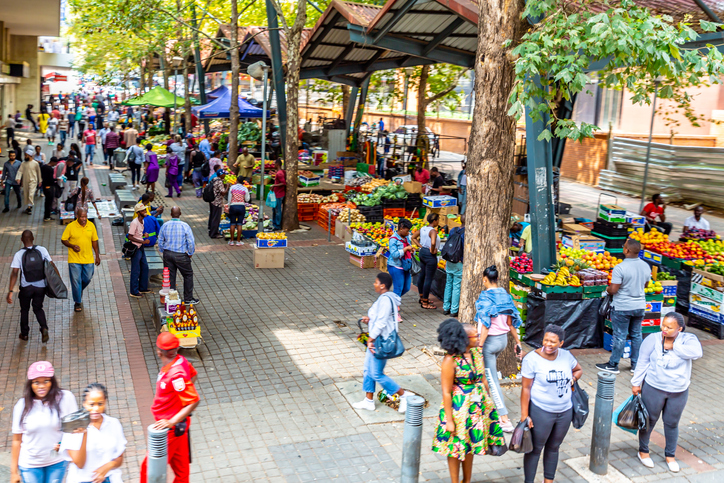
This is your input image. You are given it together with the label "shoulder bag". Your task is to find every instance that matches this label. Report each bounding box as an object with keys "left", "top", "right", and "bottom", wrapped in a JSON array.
[
  {"left": 44, "top": 260, "right": 68, "bottom": 299},
  {"left": 571, "top": 380, "right": 590, "bottom": 429},
  {"left": 373, "top": 298, "right": 405, "bottom": 360}
]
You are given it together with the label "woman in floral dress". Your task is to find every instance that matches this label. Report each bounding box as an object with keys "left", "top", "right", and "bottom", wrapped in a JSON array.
[{"left": 432, "top": 319, "right": 506, "bottom": 483}]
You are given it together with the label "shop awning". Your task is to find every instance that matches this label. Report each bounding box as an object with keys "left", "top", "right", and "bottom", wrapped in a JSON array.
[
  {"left": 205, "top": 85, "right": 229, "bottom": 99},
  {"left": 44, "top": 72, "right": 68, "bottom": 82},
  {"left": 191, "top": 87, "right": 266, "bottom": 119},
  {"left": 122, "top": 86, "right": 197, "bottom": 108}
]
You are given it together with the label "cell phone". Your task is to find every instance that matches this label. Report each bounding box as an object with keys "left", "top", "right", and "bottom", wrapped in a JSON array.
[{"left": 515, "top": 344, "right": 522, "bottom": 355}]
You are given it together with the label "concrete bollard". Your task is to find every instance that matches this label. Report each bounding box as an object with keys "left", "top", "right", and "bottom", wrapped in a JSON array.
[
  {"left": 401, "top": 395, "right": 425, "bottom": 483},
  {"left": 146, "top": 425, "right": 168, "bottom": 483},
  {"left": 589, "top": 371, "right": 616, "bottom": 475}
]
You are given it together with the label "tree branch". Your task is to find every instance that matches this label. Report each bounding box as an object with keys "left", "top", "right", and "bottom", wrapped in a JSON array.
[{"left": 425, "top": 70, "right": 468, "bottom": 104}]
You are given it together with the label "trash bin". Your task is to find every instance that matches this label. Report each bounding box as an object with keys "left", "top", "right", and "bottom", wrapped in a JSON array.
[{"left": 114, "top": 148, "right": 127, "bottom": 167}]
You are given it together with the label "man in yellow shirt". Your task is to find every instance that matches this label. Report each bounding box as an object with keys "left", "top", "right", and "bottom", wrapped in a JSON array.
[
  {"left": 61, "top": 207, "right": 101, "bottom": 312},
  {"left": 234, "top": 147, "right": 255, "bottom": 182}
]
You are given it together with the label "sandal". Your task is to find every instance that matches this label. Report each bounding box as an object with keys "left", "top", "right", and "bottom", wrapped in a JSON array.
[{"left": 421, "top": 299, "right": 437, "bottom": 310}]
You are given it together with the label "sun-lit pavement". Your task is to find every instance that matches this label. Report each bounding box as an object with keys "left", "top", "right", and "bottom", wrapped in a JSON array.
[{"left": 1, "top": 135, "right": 724, "bottom": 482}]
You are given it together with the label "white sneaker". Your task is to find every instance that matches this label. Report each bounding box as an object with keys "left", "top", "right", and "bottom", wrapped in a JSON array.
[
  {"left": 352, "top": 397, "right": 375, "bottom": 411},
  {"left": 236, "top": 241, "right": 244, "bottom": 246},
  {"left": 667, "top": 460, "right": 680, "bottom": 473},
  {"left": 398, "top": 391, "right": 415, "bottom": 413},
  {"left": 638, "top": 453, "right": 655, "bottom": 468}
]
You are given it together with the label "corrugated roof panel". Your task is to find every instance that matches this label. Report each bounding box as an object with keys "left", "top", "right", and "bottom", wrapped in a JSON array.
[
  {"left": 441, "top": 37, "right": 477, "bottom": 52},
  {"left": 345, "top": 48, "right": 379, "bottom": 62},
  {"left": 301, "top": 60, "right": 329, "bottom": 68},
  {"left": 339, "top": 1, "right": 382, "bottom": 25},
  {"left": 310, "top": 44, "right": 347, "bottom": 60},
  {"left": 326, "top": 29, "right": 351, "bottom": 44}
]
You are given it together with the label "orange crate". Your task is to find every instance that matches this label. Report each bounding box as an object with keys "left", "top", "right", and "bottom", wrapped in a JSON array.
[
  {"left": 384, "top": 208, "right": 406, "bottom": 218},
  {"left": 298, "top": 202, "right": 318, "bottom": 214}
]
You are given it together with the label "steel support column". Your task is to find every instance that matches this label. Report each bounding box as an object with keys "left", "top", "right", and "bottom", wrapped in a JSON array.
[
  {"left": 525, "top": 80, "right": 556, "bottom": 273},
  {"left": 266, "top": 0, "right": 287, "bottom": 149},
  {"left": 344, "top": 86, "right": 359, "bottom": 132},
  {"left": 352, "top": 77, "right": 371, "bottom": 151}
]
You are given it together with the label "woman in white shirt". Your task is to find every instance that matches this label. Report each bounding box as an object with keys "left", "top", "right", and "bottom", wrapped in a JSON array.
[
  {"left": 411, "top": 213, "right": 440, "bottom": 309},
  {"left": 11, "top": 361, "right": 78, "bottom": 483},
  {"left": 61, "top": 383, "right": 127, "bottom": 483},
  {"left": 632, "top": 312, "right": 702, "bottom": 473},
  {"left": 520, "top": 325, "right": 583, "bottom": 483}
]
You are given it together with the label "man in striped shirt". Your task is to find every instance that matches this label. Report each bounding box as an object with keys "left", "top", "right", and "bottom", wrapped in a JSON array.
[{"left": 158, "top": 206, "right": 199, "bottom": 304}]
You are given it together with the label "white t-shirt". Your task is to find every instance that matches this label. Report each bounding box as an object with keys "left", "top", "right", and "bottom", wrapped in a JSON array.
[
  {"left": 11, "top": 246, "right": 52, "bottom": 288},
  {"left": 60, "top": 414, "right": 127, "bottom": 483},
  {"left": 12, "top": 390, "right": 78, "bottom": 468},
  {"left": 684, "top": 215, "right": 710, "bottom": 231},
  {"left": 521, "top": 349, "right": 578, "bottom": 413}
]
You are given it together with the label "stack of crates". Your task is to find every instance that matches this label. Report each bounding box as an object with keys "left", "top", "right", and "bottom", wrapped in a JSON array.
[{"left": 509, "top": 281, "right": 530, "bottom": 339}]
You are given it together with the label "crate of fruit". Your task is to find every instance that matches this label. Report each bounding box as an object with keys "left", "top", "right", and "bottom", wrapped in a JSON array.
[{"left": 256, "top": 233, "right": 288, "bottom": 248}]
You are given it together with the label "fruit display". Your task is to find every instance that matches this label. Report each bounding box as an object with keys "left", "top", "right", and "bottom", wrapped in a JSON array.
[
  {"left": 696, "top": 239, "right": 724, "bottom": 257},
  {"left": 337, "top": 209, "right": 365, "bottom": 223},
  {"left": 346, "top": 176, "right": 373, "bottom": 187},
  {"left": 541, "top": 267, "right": 581, "bottom": 286},
  {"left": 645, "top": 280, "right": 663, "bottom": 294},
  {"left": 349, "top": 192, "right": 383, "bottom": 207},
  {"left": 298, "top": 193, "right": 325, "bottom": 204},
  {"left": 510, "top": 253, "right": 533, "bottom": 273},
  {"left": 257, "top": 232, "right": 287, "bottom": 240},
  {"left": 578, "top": 251, "right": 622, "bottom": 271},
  {"left": 253, "top": 160, "right": 276, "bottom": 172},
  {"left": 361, "top": 178, "right": 389, "bottom": 193},
  {"left": 656, "top": 271, "right": 676, "bottom": 281},
  {"left": 299, "top": 170, "right": 318, "bottom": 178},
  {"left": 704, "top": 262, "right": 724, "bottom": 277},
  {"left": 683, "top": 227, "right": 717, "bottom": 240},
  {"left": 318, "top": 193, "right": 345, "bottom": 204},
  {"left": 576, "top": 268, "right": 609, "bottom": 286},
  {"left": 237, "top": 122, "right": 261, "bottom": 143},
  {"left": 629, "top": 229, "right": 670, "bottom": 249},
  {"left": 657, "top": 241, "right": 708, "bottom": 260},
  {"left": 351, "top": 222, "right": 394, "bottom": 248}
]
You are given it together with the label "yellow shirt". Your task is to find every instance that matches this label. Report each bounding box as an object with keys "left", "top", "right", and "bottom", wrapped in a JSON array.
[
  {"left": 61, "top": 220, "right": 99, "bottom": 264},
  {"left": 521, "top": 225, "right": 533, "bottom": 253}
]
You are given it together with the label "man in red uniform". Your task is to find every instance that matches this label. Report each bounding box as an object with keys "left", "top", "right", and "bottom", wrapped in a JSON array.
[{"left": 140, "top": 332, "right": 200, "bottom": 483}]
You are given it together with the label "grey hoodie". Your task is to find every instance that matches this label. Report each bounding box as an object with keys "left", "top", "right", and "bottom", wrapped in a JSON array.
[{"left": 368, "top": 291, "right": 401, "bottom": 340}]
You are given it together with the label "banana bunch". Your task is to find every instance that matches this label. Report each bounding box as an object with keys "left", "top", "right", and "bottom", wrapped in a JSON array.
[
  {"left": 542, "top": 272, "right": 557, "bottom": 285},
  {"left": 541, "top": 266, "right": 581, "bottom": 286}
]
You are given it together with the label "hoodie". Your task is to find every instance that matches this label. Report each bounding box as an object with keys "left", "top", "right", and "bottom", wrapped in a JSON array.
[{"left": 368, "top": 291, "right": 401, "bottom": 340}]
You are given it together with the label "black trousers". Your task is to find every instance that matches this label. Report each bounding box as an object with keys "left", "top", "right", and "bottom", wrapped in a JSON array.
[
  {"left": 208, "top": 203, "right": 222, "bottom": 237},
  {"left": 6, "top": 127, "right": 14, "bottom": 146},
  {"left": 416, "top": 247, "right": 438, "bottom": 299},
  {"left": 19, "top": 285, "right": 48, "bottom": 336},
  {"left": 43, "top": 186, "right": 54, "bottom": 219},
  {"left": 163, "top": 250, "right": 194, "bottom": 302}
]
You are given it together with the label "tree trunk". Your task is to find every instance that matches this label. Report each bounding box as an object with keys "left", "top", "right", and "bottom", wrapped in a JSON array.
[
  {"left": 183, "top": 46, "right": 192, "bottom": 134},
  {"left": 341, "top": 85, "right": 350, "bottom": 119},
  {"left": 417, "top": 65, "right": 429, "bottom": 134},
  {"left": 147, "top": 54, "right": 154, "bottom": 91},
  {"left": 461, "top": 0, "right": 526, "bottom": 379},
  {"left": 281, "top": 0, "right": 306, "bottom": 232},
  {"left": 228, "top": 0, "right": 241, "bottom": 173},
  {"left": 140, "top": 59, "right": 146, "bottom": 93},
  {"left": 162, "top": 52, "right": 170, "bottom": 90}
]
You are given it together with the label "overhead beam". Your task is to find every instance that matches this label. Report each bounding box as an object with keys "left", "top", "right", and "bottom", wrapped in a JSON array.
[
  {"left": 326, "top": 44, "right": 355, "bottom": 75},
  {"left": 239, "top": 39, "right": 255, "bottom": 61},
  {"left": 345, "top": 86, "right": 359, "bottom": 129},
  {"left": 692, "top": 0, "right": 723, "bottom": 23},
  {"left": 332, "top": 75, "right": 363, "bottom": 87},
  {"left": 305, "top": 13, "right": 340, "bottom": 57},
  {"left": 373, "top": 0, "right": 419, "bottom": 43},
  {"left": 362, "top": 50, "right": 385, "bottom": 70},
  {"left": 301, "top": 57, "right": 437, "bottom": 79},
  {"left": 422, "top": 17, "right": 464, "bottom": 56}
]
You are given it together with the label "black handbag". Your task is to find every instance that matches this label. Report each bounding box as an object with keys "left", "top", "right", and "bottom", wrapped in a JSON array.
[
  {"left": 122, "top": 240, "right": 137, "bottom": 258},
  {"left": 373, "top": 298, "right": 405, "bottom": 360},
  {"left": 140, "top": 173, "right": 147, "bottom": 185},
  {"left": 509, "top": 419, "right": 534, "bottom": 453},
  {"left": 488, "top": 443, "right": 508, "bottom": 456},
  {"left": 599, "top": 293, "right": 613, "bottom": 319},
  {"left": 571, "top": 380, "right": 590, "bottom": 429},
  {"left": 410, "top": 256, "right": 421, "bottom": 276},
  {"left": 65, "top": 191, "right": 79, "bottom": 212},
  {"left": 44, "top": 260, "right": 68, "bottom": 299}
]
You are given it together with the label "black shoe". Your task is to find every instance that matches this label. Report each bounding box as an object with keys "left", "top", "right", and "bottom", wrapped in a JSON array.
[
  {"left": 595, "top": 362, "right": 620, "bottom": 374},
  {"left": 185, "top": 298, "right": 200, "bottom": 305},
  {"left": 74, "top": 303, "right": 83, "bottom": 312},
  {"left": 41, "top": 328, "right": 49, "bottom": 343},
  {"left": 2, "top": 207, "right": 8, "bottom": 213},
  {"left": 450, "top": 312, "right": 459, "bottom": 318},
  {"left": 177, "top": 192, "right": 181, "bottom": 198},
  {"left": 19, "top": 333, "right": 28, "bottom": 341},
  {"left": 443, "top": 310, "right": 450, "bottom": 315},
  {"left": 140, "top": 289, "right": 153, "bottom": 294}
]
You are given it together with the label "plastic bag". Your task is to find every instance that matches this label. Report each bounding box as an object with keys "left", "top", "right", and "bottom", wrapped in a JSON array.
[
  {"left": 614, "top": 394, "right": 649, "bottom": 434},
  {"left": 266, "top": 190, "right": 277, "bottom": 209},
  {"left": 509, "top": 419, "right": 533, "bottom": 453},
  {"left": 571, "top": 380, "right": 589, "bottom": 429},
  {"left": 44, "top": 260, "right": 68, "bottom": 300},
  {"left": 599, "top": 293, "right": 613, "bottom": 319}
]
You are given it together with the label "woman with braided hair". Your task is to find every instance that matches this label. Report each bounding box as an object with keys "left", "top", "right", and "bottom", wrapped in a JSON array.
[{"left": 60, "top": 383, "right": 127, "bottom": 483}]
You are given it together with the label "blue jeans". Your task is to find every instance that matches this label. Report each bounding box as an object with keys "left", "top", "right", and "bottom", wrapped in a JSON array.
[
  {"left": 273, "top": 195, "right": 284, "bottom": 229},
  {"left": 130, "top": 247, "right": 149, "bottom": 295},
  {"left": 177, "top": 165, "right": 185, "bottom": 187},
  {"left": 458, "top": 188, "right": 466, "bottom": 214},
  {"left": 192, "top": 168, "right": 203, "bottom": 197},
  {"left": 609, "top": 308, "right": 644, "bottom": 367},
  {"left": 5, "top": 184, "right": 21, "bottom": 209},
  {"left": 68, "top": 263, "right": 95, "bottom": 304},
  {"left": 389, "top": 265, "right": 411, "bottom": 297},
  {"left": 362, "top": 349, "right": 400, "bottom": 394},
  {"left": 59, "top": 130, "right": 67, "bottom": 145},
  {"left": 85, "top": 144, "right": 95, "bottom": 163},
  {"left": 19, "top": 460, "right": 68, "bottom": 483},
  {"left": 443, "top": 261, "right": 463, "bottom": 313}
]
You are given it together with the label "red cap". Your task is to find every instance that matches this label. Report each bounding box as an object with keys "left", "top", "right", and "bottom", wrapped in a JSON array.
[{"left": 156, "top": 332, "right": 180, "bottom": 350}]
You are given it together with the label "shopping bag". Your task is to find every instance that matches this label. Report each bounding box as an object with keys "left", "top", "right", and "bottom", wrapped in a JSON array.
[
  {"left": 487, "top": 443, "right": 508, "bottom": 457},
  {"left": 44, "top": 260, "right": 68, "bottom": 299},
  {"left": 614, "top": 395, "right": 648, "bottom": 434},
  {"left": 410, "top": 255, "right": 421, "bottom": 276},
  {"left": 599, "top": 293, "right": 613, "bottom": 319},
  {"left": 266, "top": 190, "right": 277, "bottom": 208},
  {"left": 571, "top": 380, "right": 590, "bottom": 429},
  {"left": 509, "top": 419, "right": 533, "bottom": 453}
]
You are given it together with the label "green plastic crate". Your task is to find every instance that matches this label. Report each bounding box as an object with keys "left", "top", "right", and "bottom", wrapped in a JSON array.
[
  {"left": 534, "top": 282, "right": 582, "bottom": 293},
  {"left": 662, "top": 256, "right": 682, "bottom": 270}
]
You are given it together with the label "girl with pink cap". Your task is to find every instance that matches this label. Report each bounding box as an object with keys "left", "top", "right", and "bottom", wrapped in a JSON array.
[{"left": 11, "top": 361, "right": 78, "bottom": 483}]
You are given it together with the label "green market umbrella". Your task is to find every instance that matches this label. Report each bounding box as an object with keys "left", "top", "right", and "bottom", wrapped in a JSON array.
[{"left": 122, "top": 86, "right": 198, "bottom": 108}]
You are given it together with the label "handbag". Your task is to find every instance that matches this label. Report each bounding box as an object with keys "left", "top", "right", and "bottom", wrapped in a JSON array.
[
  {"left": 122, "top": 240, "right": 137, "bottom": 258},
  {"left": 393, "top": 234, "right": 413, "bottom": 271},
  {"left": 509, "top": 419, "right": 534, "bottom": 453},
  {"left": 410, "top": 255, "right": 421, "bottom": 276},
  {"left": 373, "top": 298, "right": 405, "bottom": 360},
  {"left": 487, "top": 443, "right": 508, "bottom": 456},
  {"left": 44, "top": 260, "right": 68, "bottom": 299},
  {"left": 65, "top": 191, "right": 79, "bottom": 212},
  {"left": 266, "top": 190, "right": 277, "bottom": 208},
  {"left": 571, "top": 380, "right": 590, "bottom": 429},
  {"left": 140, "top": 173, "right": 147, "bottom": 185},
  {"left": 599, "top": 293, "right": 613, "bottom": 319}
]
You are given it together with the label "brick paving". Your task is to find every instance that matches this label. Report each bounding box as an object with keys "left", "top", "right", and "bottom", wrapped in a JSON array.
[{"left": 1, "top": 135, "right": 724, "bottom": 482}]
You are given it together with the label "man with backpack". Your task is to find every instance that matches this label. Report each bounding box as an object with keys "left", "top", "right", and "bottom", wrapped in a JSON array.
[
  {"left": 441, "top": 214, "right": 465, "bottom": 317},
  {"left": 7, "top": 230, "right": 52, "bottom": 342}
]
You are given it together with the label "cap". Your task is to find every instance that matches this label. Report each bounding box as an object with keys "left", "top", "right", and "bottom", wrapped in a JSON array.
[
  {"left": 28, "top": 361, "right": 54, "bottom": 380},
  {"left": 510, "top": 213, "right": 522, "bottom": 228},
  {"left": 157, "top": 331, "right": 180, "bottom": 350},
  {"left": 134, "top": 202, "right": 146, "bottom": 213}
]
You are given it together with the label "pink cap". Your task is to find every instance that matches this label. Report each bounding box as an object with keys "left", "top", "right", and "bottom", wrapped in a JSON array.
[{"left": 27, "top": 361, "right": 54, "bottom": 380}]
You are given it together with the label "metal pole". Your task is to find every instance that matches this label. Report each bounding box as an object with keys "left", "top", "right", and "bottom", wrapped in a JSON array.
[
  {"left": 259, "top": 68, "right": 268, "bottom": 231},
  {"left": 328, "top": 209, "right": 332, "bottom": 242},
  {"left": 403, "top": 72, "right": 409, "bottom": 125},
  {"left": 589, "top": 371, "right": 617, "bottom": 475},
  {"left": 174, "top": 67, "right": 178, "bottom": 135},
  {"left": 146, "top": 425, "right": 168, "bottom": 483},
  {"left": 639, "top": 81, "right": 659, "bottom": 212},
  {"left": 401, "top": 395, "right": 425, "bottom": 483}
]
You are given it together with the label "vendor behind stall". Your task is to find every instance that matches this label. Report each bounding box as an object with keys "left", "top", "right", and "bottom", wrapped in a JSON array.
[
  {"left": 510, "top": 215, "right": 531, "bottom": 253},
  {"left": 641, "top": 193, "right": 672, "bottom": 235},
  {"left": 684, "top": 206, "right": 710, "bottom": 231},
  {"left": 428, "top": 167, "right": 447, "bottom": 195}
]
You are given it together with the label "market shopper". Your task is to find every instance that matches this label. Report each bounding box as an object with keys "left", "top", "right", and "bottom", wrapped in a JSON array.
[
  {"left": 443, "top": 215, "right": 465, "bottom": 317},
  {"left": 596, "top": 238, "right": 651, "bottom": 375},
  {"left": 165, "top": 145, "right": 181, "bottom": 197},
  {"left": 510, "top": 216, "right": 532, "bottom": 253},
  {"left": 389, "top": 218, "right": 414, "bottom": 299},
  {"left": 105, "top": 125, "right": 121, "bottom": 170},
  {"left": 521, "top": 325, "right": 583, "bottom": 483},
  {"left": 3, "top": 150, "right": 22, "bottom": 212},
  {"left": 69, "top": 177, "right": 101, "bottom": 216},
  {"left": 7, "top": 230, "right": 52, "bottom": 342},
  {"left": 83, "top": 123, "right": 97, "bottom": 165},
  {"left": 228, "top": 175, "right": 250, "bottom": 246},
  {"left": 683, "top": 206, "right": 710, "bottom": 231},
  {"left": 158, "top": 206, "right": 199, "bottom": 305},
  {"left": 632, "top": 312, "right": 702, "bottom": 472},
  {"left": 11, "top": 361, "right": 78, "bottom": 483},
  {"left": 128, "top": 202, "right": 151, "bottom": 298},
  {"left": 208, "top": 165, "right": 225, "bottom": 238},
  {"left": 58, "top": 116, "right": 68, "bottom": 146},
  {"left": 235, "top": 147, "right": 255, "bottom": 182},
  {"left": 474, "top": 264, "right": 523, "bottom": 432},
  {"left": 40, "top": 157, "right": 58, "bottom": 222},
  {"left": 208, "top": 150, "right": 223, "bottom": 173},
  {"left": 412, "top": 213, "right": 440, "bottom": 309},
  {"left": 60, "top": 383, "right": 127, "bottom": 483},
  {"left": 271, "top": 159, "right": 286, "bottom": 231},
  {"left": 17, "top": 152, "right": 42, "bottom": 216},
  {"left": 170, "top": 135, "right": 187, "bottom": 191},
  {"left": 61, "top": 207, "right": 101, "bottom": 312},
  {"left": 432, "top": 319, "right": 506, "bottom": 483},
  {"left": 189, "top": 146, "right": 206, "bottom": 197},
  {"left": 457, "top": 162, "right": 467, "bottom": 214},
  {"left": 140, "top": 332, "right": 201, "bottom": 483},
  {"left": 5, "top": 114, "right": 16, "bottom": 147},
  {"left": 641, "top": 193, "right": 673, "bottom": 235},
  {"left": 33, "top": 145, "right": 47, "bottom": 165},
  {"left": 352, "top": 272, "right": 413, "bottom": 413},
  {"left": 64, "top": 151, "right": 83, "bottom": 198},
  {"left": 413, "top": 165, "right": 430, "bottom": 184},
  {"left": 144, "top": 143, "right": 160, "bottom": 193},
  {"left": 198, "top": 136, "right": 212, "bottom": 160},
  {"left": 123, "top": 124, "right": 138, "bottom": 148},
  {"left": 25, "top": 104, "right": 38, "bottom": 133}
]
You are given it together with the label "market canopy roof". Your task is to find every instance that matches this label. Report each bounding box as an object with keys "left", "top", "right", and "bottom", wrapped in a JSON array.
[
  {"left": 206, "top": 85, "right": 229, "bottom": 99},
  {"left": 122, "top": 86, "right": 195, "bottom": 108},
  {"left": 191, "top": 87, "right": 266, "bottom": 119}
]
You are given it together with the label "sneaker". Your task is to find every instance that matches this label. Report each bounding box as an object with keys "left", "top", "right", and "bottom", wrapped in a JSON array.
[
  {"left": 236, "top": 241, "right": 244, "bottom": 246},
  {"left": 630, "top": 367, "right": 636, "bottom": 375},
  {"left": 41, "top": 328, "right": 49, "bottom": 343},
  {"left": 595, "top": 362, "right": 620, "bottom": 374},
  {"left": 229, "top": 241, "right": 235, "bottom": 246},
  {"left": 185, "top": 298, "right": 200, "bottom": 305},
  {"left": 398, "top": 391, "right": 414, "bottom": 413},
  {"left": 500, "top": 420, "right": 515, "bottom": 433},
  {"left": 352, "top": 397, "right": 375, "bottom": 411}
]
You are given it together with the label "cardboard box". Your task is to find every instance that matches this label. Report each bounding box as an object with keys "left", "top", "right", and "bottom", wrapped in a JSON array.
[
  {"left": 346, "top": 242, "right": 377, "bottom": 256},
  {"left": 335, "top": 219, "right": 352, "bottom": 242},
  {"left": 254, "top": 247, "right": 285, "bottom": 268},
  {"left": 423, "top": 195, "right": 457, "bottom": 208},
  {"left": 377, "top": 254, "right": 388, "bottom": 273},
  {"left": 561, "top": 234, "right": 606, "bottom": 251},
  {"left": 562, "top": 223, "right": 591, "bottom": 235},
  {"left": 392, "top": 174, "right": 412, "bottom": 184},
  {"left": 600, "top": 204, "right": 626, "bottom": 215},
  {"left": 691, "top": 282, "right": 724, "bottom": 305},
  {"left": 256, "top": 238, "right": 288, "bottom": 249},
  {"left": 403, "top": 181, "right": 423, "bottom": 193},
  {"left": 447, "top": 216, "right": 462, "bottom": 229},
  {"left": 350, "top": 254, "right": 376, "bottom": 269},
  {"left": 429, "top": 206, "right": 459, "bottom": 216}
]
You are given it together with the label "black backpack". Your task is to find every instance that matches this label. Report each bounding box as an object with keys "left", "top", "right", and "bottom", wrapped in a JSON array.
[
  {"left": 201, "top": 161, "right": 211, "bottom": 178},
  {"left": 441, "top": 227, "right": 465, "bottom": 263},
  {"left": 22, "top": 246, "right": 46, "bottom": 283},
  {"left": 202, "top": 180, "right": 216, "bottom": 202}
]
